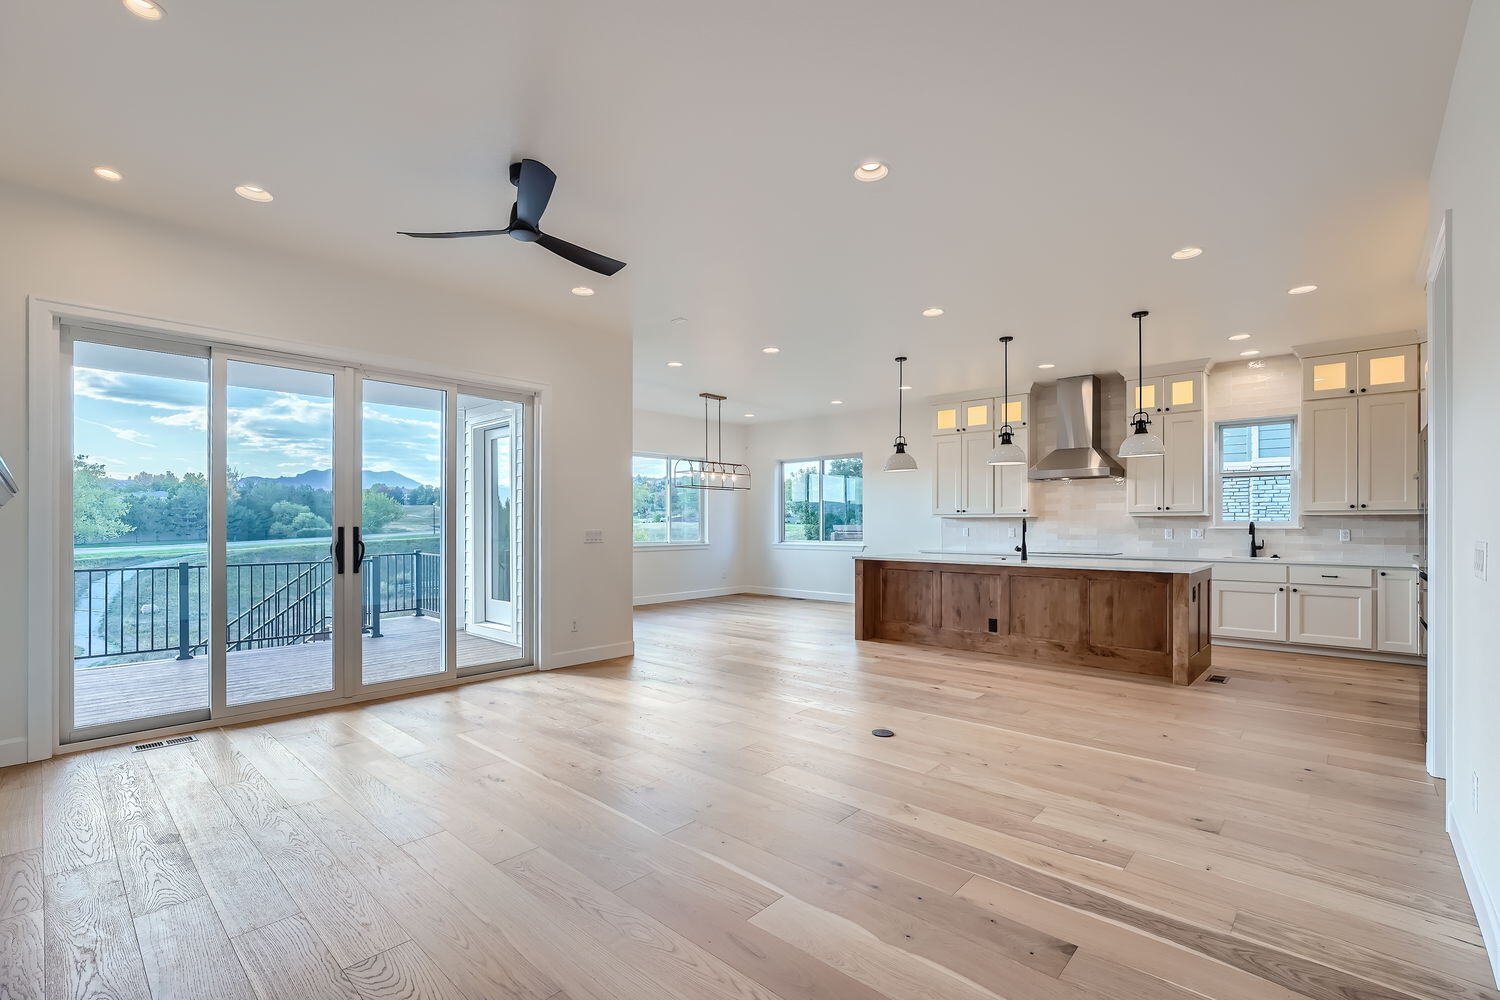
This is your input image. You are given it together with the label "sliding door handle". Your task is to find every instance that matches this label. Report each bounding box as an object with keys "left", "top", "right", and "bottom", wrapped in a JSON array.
[
  {"left": 331, "top": 526, "right": 346, "bottom": 575},
  {"left": 352, "top": 526, "right": 367, "bottom": 574}
]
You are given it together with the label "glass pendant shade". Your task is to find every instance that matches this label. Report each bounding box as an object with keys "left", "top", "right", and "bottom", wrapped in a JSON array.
[
  {"left": 1118, "top": 419, "right": 1165, "bottom": 458},
  {"left": 676, "top": 393, "right": 751, "bottom": 490},
  {"left": 884, "top": 439, "right": 918, "bottom": 472},
  {"left": 987, "top": 430, "right": 1026, "bottom": 465}
]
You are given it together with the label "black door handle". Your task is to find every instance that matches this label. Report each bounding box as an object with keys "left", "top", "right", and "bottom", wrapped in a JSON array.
[
  {"left": 352, "top": 526, "right": 367, "bottom": 574},
  {"left": 331, "top": 526, "right": 345, "bottom": 575}
]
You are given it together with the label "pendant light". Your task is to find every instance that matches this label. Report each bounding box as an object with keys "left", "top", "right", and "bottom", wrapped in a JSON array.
[
  {"left": 672, "top": 393, "right": 752, "bottom": 490},
  {"left": 883, "top": 356, "right": 918, "bottom": 472},
  {"left": 1118, "top": 309, "right": 1165, "bottom": 459},
  {"left": 987, "top": 336, "right": 1026, "bottom": 465}
]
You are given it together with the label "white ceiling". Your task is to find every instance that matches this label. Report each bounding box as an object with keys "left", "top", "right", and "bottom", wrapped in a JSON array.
[{"left": 0, "top": 0, "right": 1470, "bottom": 422}]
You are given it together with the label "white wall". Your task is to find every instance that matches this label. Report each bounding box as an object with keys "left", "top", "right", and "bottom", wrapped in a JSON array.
[
  {"left": 1427, "top": 0, "right": 1500, "bottom": 976},
  {"left": 0, "top": 182, "right": 633, "bottom": 765},
  {"left": 632, "top": 410, "right": 748, "bottom": 604}
]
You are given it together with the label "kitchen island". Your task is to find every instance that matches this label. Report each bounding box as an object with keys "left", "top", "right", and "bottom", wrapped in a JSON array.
[{"left": 855, "top": 553, "right": 1214, "bottom": 684}]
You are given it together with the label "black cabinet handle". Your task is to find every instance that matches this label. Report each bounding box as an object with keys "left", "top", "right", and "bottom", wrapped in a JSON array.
[
  {"left": 352, "top": 526, "right": 367, "bottom": 574},
  {"left": 1321, "top": 574, "right": 1338, "bottom": 579},
  {"left": 1360, "top": 387, "right": 1367, "bottom": 392},
  {"left": 1278, "top": 587, "right": 1285, "bottom": 592},
  {"left": 1292, "top": 587, "right": 1299, "bottom": 593},
  {"left": 1348, "top": 388, "right": 1356, "bottom": 394},
  {"left": 1380, "top": 571, "right": 1387, "bottom": 577},
  {"left": 1349, "top": 504, "right": 1356, "bottom": 509},
  {"left": 331, "top": 527, "right": 345, "bottom": 575},
  {"left": 1360, "top": 503, "right": 1368, "bottom": 508}
]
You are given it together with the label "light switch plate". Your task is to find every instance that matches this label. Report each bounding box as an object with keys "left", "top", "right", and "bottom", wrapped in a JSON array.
[
  {"left": 1163, "top": 528, "right": 1174, "bottom": 541},
  {"left": 1339, "top": 529, "right": 1351, "bottom": 542},
  {"left": 584, "top": 529, "right": 604, "bottom": 544},
  {"left": 1476, "top": 540, "right": 1489, "bottom": 581},
  {"left": 1189, "top": 528, "right": 1204, "bottom": 540}
]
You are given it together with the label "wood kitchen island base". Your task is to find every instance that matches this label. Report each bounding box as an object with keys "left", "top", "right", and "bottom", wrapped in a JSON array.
[{"left": 856, "top": 555, "right": 1214, "bottom": 684}]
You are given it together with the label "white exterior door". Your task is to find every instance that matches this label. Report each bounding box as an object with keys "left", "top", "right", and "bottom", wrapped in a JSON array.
[
  {"left": 1288, "top": 584, "right": 1374, "bottom": 649},
  {"left": 1302, "top": 397, "right": 1359, "bottom": 512},
  {"left": 1357, "top": 392, "right": 1421, "bottom": 512}
]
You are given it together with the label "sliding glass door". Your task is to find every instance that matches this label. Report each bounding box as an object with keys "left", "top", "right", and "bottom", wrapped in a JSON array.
[{"left": 63, "top": 325, "right": 534, "bottom": 744}]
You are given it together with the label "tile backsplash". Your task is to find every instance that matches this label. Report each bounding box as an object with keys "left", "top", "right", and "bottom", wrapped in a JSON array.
[{"left": 939, "top": 354, "right": 1426, "bottom": 567}]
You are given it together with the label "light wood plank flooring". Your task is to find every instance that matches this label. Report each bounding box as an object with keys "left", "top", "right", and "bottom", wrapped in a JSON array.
[{"left": 1, "top": 595, "right": 1493, "bottom": 1000}]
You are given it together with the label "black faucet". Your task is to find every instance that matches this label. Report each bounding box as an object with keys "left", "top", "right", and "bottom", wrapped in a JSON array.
[
  {"left": 1014, "top": 518, "right": 1029, "bottom": 562},
  {"left": 1248, "top": 521, "right": 1266, "bottom": 558}
]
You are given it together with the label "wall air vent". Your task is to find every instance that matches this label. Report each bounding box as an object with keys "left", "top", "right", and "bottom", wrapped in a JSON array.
[{"left": 132, "top": 734, "right": 198, "bottom": 752}]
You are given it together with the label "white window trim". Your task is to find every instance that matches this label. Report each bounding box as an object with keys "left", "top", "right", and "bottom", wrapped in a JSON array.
[
  {"left": 632, "top": 452, "right": 707, "bottom": 547},
  {"left": 1213, "top": 415, "right": 1299, "bottom": 528},
  {"left": 776, "top": 453, "right": 865, "bottom": 545}
]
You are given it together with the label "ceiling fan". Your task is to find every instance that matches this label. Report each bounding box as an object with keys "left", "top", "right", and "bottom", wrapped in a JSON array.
[{"left": 398, "top": 159, "right": 626, "bottom": 276}]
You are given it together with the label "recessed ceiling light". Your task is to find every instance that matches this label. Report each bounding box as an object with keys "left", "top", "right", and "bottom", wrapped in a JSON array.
[
  {"left": 122, "top": 0, "right": 165, "bottom": 20},
  {"left": 1240, "top": 349, "right": 1261, "bottom": 357},
  {"left": 853, "top": 161, "right": 889, "bottom": 183},
  {"left": 900, "top": 385, "right": 912, "bottom": 391},
  {"left": 92, "top": 166, "right": 123, "bottom": 182},
  {"left": 670, "top": 316, "right": 688, "bottom": 325},
  {"left": 743, "top": 413, "right": 755, "bottom": 418},
  {"left": 830, "top": 399, "right": 844, "bottom": 406},
  {"left": 1288, "top": 284, "right": 1318, "bottom": 295},
  {"left": 666, "top": 361, "right": 684, "bottom": 368},
  {"left": 1228, "top": 333, "right": 1252, "bottom": 341},
  {"left": 921, "top": 307, "right": 944, "bottom": 318},
  {"left": 1037, "top": 363, "right": 1056, "bottom": 370},
  {"left": 1171, "top": 246, "right": 1203, "bottom": 260},
  {"left": 761, "top": 346, "right": 780, "bottom": 354},
  {"left": 234, "top": 184, "right": 274, "bottom": 203},
  {"left": 571, "top": 286, "right": 595, "bottom": 297}
]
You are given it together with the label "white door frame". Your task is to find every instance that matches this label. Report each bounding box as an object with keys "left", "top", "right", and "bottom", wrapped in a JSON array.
[
  {"left": 1425, "top": 211, "right": 1453, "bottom": 781},
  {"left": 26, "top": 296, "right": 547, "bottom": 760},
  {"left": 480, "top": 420, "right": 516, "bottom": 629}
]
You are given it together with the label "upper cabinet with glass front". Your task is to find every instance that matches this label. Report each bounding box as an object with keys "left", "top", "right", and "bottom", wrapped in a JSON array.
[
  {"left": 1127, "top": 372, "right": 1203, "bottom": 414},
  {"left": 1303, "top": 345, "right": 1419, "bottom": 400},
  {"left": 933, "top": 395, "right": 1026, "bottom": 435}
]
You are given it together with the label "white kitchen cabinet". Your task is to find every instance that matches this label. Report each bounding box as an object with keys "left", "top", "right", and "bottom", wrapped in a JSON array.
[
  {"left": 1211, "top": 579, "right": 1288, "bottom": 642},
  {"left": 1127, "top": 372, "right": 1203, "bottom": 415},
  {"left": 1288, "top": 583, "right": 1374, "bottom": 650},
  {"left": 960, "top": 432, "right": 995, "bottom": 514},
  {"left": 1357, "top": 392, "right": 1421, "bottom": 512},
  {"left": 1302, "top": 396, "right": 1360, "bottom": 512},
  {"left": 1303, "top": 353, "right": 1358, "bottom": 400},
  {"left": 994, "top": 427, "right": 1030, "bottom": 515},
  {"left": 931, "top": 430, "right": 1007, "bottom": 515},
  {"left": 996, "top": 394, "right": 1028, "bottom": 429},
  {"left": 1357, "top": 345, "right": 1420, "bottom": 396},
  {"left": 1376, "top": 569, "right": 1422, "bottom": 655},
  {"left": 1126, "top": 410, "right": 1204, "bottom": 515},
  {"left": 933, "top": 398, "right": 997, "bottom": 435},
  {"left": 931, "top": 435, "right": 963, "bottom": 514}
]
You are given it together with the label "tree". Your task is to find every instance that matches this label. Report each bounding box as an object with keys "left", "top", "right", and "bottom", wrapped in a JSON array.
[
  {"left": 73, "top": 456, "right": 132, "bottom": 544},
  {"left": 361, "top": 488, "right": 403, "bottom": 534}
]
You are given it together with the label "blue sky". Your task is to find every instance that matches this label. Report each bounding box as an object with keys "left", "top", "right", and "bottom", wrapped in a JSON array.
[{"left": 73, "top": 365, "right": 443, "bottom": 486}]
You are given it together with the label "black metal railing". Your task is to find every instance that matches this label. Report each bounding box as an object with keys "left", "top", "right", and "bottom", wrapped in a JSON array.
[{"left": 73, "top": 550, "right": 442, "bottom": 662}]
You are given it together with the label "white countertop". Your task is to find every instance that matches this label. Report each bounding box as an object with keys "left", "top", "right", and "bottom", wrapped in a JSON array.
[
  {"left": 913, "top": 549, "right": 1420, "bottom": 570},
  {"left": 861, "top": 552, "right": 1214, "bottom": 574}
]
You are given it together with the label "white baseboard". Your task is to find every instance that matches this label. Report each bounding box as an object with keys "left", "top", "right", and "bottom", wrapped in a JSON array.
[
  {"left": 545, "top": 640, "right": 635, "bottom": 670},
  {"left": 1450, "top": 812, "right": 1500, "bottom": 987},
  {"left": 633, "top": 586, "right": 744, "bottom": 607},
  {"left": 0, "top": 737, "right": 28, "bottom": 769},
  {"left": 744, "top": 586, "right": 854, "bottom": 604}
]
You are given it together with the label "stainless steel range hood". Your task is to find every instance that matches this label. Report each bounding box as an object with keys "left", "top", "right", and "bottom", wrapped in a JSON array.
[{"left": 1028, "top": 374, "right": 1125, "bottom": 480}]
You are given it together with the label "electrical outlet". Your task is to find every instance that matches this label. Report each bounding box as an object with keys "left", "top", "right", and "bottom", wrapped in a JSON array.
[
  {"left": 1189, "top": 528, "right": 1204, "bottom": 540},
  {"left": 962, "top": 526, "right": 972, "bottom": 538},
  {"left": 1163, "top": 528, "right": 1174, "bottom": 541},
  {"left": 570, "top": 618, "right": 579, "bottom": 633},
  {"left": 1008, "top": 526, "right": 1018, "bottom": 538},
  {"left": 1338, "top": 529, "right": 1351, "bottom": 542}
]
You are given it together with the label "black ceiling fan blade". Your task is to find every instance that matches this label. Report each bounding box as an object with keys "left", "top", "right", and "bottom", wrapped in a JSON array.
[
  {"left": 535, "top": 232, "right": 627, "bottom": 276},
  {"left": 514, "top": 159, "right": 557, "bottom": 229},
  {"left": 398, "top": 229, "right": 512, "bottom": 239}
]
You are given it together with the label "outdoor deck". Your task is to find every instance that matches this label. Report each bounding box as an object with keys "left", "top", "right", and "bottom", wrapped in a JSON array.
[{"left": 72, "top": 616, "right": 521, "bottom": 730}]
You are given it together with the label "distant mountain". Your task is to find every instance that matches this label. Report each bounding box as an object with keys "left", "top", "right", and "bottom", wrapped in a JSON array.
[{"left": 237, "top": 469, "right": 427, "bottom": 490}]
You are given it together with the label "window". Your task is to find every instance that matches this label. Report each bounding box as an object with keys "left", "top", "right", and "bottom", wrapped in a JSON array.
[
  {"left": 632, "top": 454, "right": 704, "bottom": 545},
  {"left": 1217, "top": 419, "right": 1295, "bottom": 523},
  {"left": 779, "top": 455, "right": 864, "bottom": 543}
]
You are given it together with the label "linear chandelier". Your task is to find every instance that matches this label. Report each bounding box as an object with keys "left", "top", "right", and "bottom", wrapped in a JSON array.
[{"left": 672, "top": 392, "right": 751, "bottom": 491}]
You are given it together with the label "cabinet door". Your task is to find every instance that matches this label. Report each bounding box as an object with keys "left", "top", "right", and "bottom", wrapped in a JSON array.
[
  {"left": 1160, "top": 411, "right": 1205, "bottom": 513},
  {"left": 1161, "top": 372, "right": 1204, "bottom": 413},
  {"left": 1357, "top": 392, "right": 1420, "bottom": 512},
  {"left": 1211, "top": 580, "right": 1287, "bottom": 641},
  {"left": 933, "top": 403, "right": 961, "bottom": 435},
  {"left": 1126, "top": 453, "right": 1164, "bottom": 513},
  {"left": 1376, "top": 569, "right": 1421, "bottom": 655},
  {"left": 1127, "top": 378, "right": 1162, "bottom": 414},
  {"left": 1303, "top": 354, "right": 1357, "bottom": 400},
  {"left": 1358, "top": 345, "right": 1419, "bottom": 395},
  {"left": 959, "top": 398, "right": 994, "bottom": 432},
  {"left": 1289, "top": 584, "right": 1374, "bottom": 649},
  {"left": 994, "top": 427, "right": 1030, "bottom": 515},
  {"left": 931, "top": 435, "right": 964, "bottom": 514},
  {"left": 996, "top": 394, "right": 1028, "bottom": 428},
  {"left": 1302, "top": 397, "right": 1359, "bottom": 512},
  {"left": 960, "top": 432, "right": 995, "bottom": 514}
]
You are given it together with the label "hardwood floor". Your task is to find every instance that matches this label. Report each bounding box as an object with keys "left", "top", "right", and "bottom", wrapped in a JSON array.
[{"left": 0, "top": 594, "right": 1493, "bottom": 1000}]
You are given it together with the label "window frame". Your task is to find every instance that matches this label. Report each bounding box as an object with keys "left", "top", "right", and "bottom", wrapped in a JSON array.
[
  {"left": 1214, "top": 416, "right": 1298, "bottom": 527},
  {"left": 775, "top": 453, "right": 866, "bottom": 547},
  {"left": 631, "top": 452, "right": 707, "bottom": 548}
]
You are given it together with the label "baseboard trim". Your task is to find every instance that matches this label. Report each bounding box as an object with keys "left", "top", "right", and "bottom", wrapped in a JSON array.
[
  {"left": 1213, "top": 637, "right": 1424, "bottom": 666},
  {"left": 1449, "top": 812, "right": 1500, "bottom": 987},
  {"left": 0, "top": 737, "right": 29, "bottom": 769},
  {"left": 744, "top": 586, "right": 854, "bottom": 604},
  {"left": 633, "top": 586, "right": 744, "bottom": 607},
  {"left": 545, "top": 640, "right": 635, "bottom": 670}
]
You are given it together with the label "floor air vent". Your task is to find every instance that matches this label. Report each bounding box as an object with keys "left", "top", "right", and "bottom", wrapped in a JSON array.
[
  {"left": 1206, "top": 675, "right": 1229, "bottom": 684},
  {"left": 132, "top": 734, "right": 198, "bottom": 752}
]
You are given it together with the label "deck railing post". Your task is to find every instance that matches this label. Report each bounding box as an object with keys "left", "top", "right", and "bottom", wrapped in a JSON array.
[
  {"left": 369, "top": 556, "right": 383, "bottom": 638},
  {"left": 176, "top": 561, "right": 193, "bottom": 660},
  {"left": 413, "top": 549, "right": 423, "bottom": 617}
]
